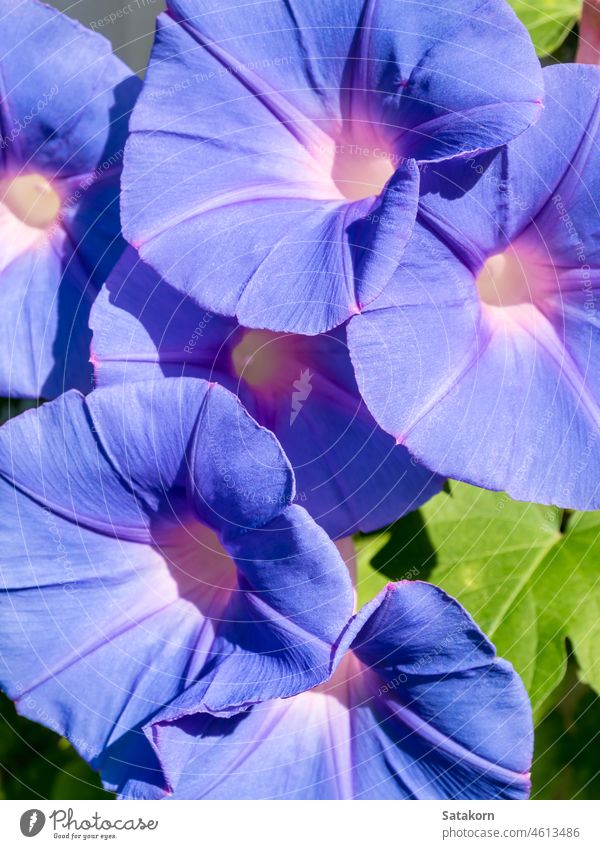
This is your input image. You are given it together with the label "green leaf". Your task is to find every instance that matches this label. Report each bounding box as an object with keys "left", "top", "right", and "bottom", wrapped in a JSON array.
[
  {"left": 531, "top": 660, "right": 600, "bottom": 799},
  {"left": 508, "top": 0, "right": 582, "bottom": 56},
  {"left": 0, "top": 398, "right": 40, "bottom": 426},
  {"left": 0, "top": 692, "right": 113, "bottom": 799},
  {"left": 355, "top": 509, "right": 435, "bottom": 607},
  {"left": 357, "top": 483, "right": 600, "bottom": 719},
  {"left": 52, "top": 757, "right": 112, "bottom": 800}
]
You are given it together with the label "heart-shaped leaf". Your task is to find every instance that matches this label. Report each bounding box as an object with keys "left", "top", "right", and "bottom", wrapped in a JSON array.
[
  {"left": 356, "top": 483, "right": 600, "bottom": 719},
  {"left": 509, "top": 0, "right": 581, "bottom": 56}
]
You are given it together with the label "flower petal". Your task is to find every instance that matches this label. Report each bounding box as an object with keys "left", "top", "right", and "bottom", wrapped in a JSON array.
[
  {"left": 121, "top": 0, "right": 542, "bottom": 333},
  {"left": 162, "top": 0, "right": 543, "bottom": 159},
  {"left": 0, "top": 0, "right": 140, "bottom": 176},
  {"left": 135, "top": 582, "right": 531, "bottom": 799},
  {"left": 150, "top": 504, "right": 355, "bottom": 724},
  {"left": 0, "top": 380, "right": 352, "bottom": 787},
  {"left": 91, "top": 249, "right": 443, "bottom": 537},
  {"left": 189, "top": 383, "right": 295, "bottom": 533},
  {"left": 0, "top": 237, "right": 94, "bottom": 398},
  {"left": 418, "top": 64, "right": 600, "bottom": 265},
  {"left": 0, "top": 396, "right": 230, "bottom": 767},
  {"left": 90, "top": 247, "right": 237, "bottom": 387},
  {"left": 266, "top": 364, "right": 443, "bottom": 538},
  {"left": 350, "top": 66, "right": 600, "bottom": 507},
  {"left": 0, "top": 0, "right": 140, "bottom": 398},
  {"left": 348, "top": 582, "right": 532, "bottom": 793},
  {"left": 347, "top": 220, "right": 481, "bottom": 444}
]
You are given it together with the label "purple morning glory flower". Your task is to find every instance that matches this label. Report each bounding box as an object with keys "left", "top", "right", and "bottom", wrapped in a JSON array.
[
  {"left": 348, "top": 64, "right": 600, "bottom": 509},
  {"left": 120, "top": 0, "right": 543, "bottom": 335},
  {"left": 90, "top": 247, "right": 443, "bottom": 539},
  {"left": 122, "top": 582, "right": 532, "bottom": 800},
  {"left": 0, "top": 0, "right": 140, "bottom": 399},
  {"left": 0, "top": 377, "right": 354, "bottom": 791}
]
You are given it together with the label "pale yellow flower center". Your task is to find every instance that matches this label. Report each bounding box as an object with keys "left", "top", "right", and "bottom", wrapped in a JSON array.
[{"left": 0, "top": 173, "right": 61, "bottom": 229}]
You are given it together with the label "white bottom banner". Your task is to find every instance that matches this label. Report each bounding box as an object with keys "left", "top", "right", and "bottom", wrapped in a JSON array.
[{"left": 0, "top": 800, "right": 598, "bottom": 849}]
